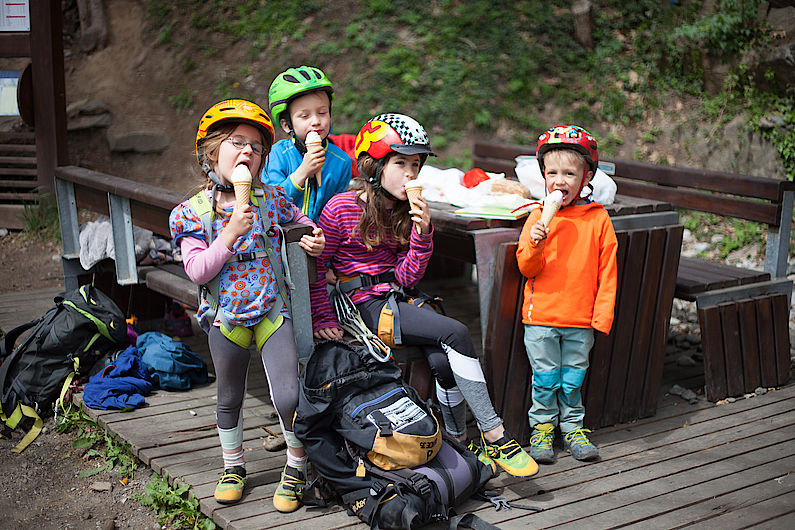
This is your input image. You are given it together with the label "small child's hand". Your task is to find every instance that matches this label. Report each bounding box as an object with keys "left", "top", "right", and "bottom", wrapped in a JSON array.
[
  {"left": 299, "top": 227, "right": 325, "bottom": 257},
  {"left": 529, "top": 220, "right": 548, "bottom": 243},
  {"left": 325, "top": 267, "right": 338, "bottom": 285},
  {"left": 296, "top": 143, "right": 325, "bottom": 187},
  {"left": 315, "top": 326, "right": 344, "bottom": 340},
  {"left": 408, "top": 195, "right": 431, "bottom": 235},
  {"left": 221, "top": 204, "right": 254, "bottom": 249}
]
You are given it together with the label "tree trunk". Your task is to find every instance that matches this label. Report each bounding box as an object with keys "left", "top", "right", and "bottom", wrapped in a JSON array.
[
  {"left": 572, "top": 0, "right": 593, "bottom": 51},
  {"left": 76, "top": 0, "right": 108, "bottom": 53}
]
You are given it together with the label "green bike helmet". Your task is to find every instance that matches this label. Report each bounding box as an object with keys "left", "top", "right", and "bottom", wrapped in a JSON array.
[{"left": 268, "top": 65, "right": 334, "bottom": 127}]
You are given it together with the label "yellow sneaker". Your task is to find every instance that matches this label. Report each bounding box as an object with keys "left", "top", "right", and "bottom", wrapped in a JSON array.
[
  {"left": 482, "top": 432, "right": 539, "bottom": 477},
  {"left": 467, "top": 439, "right": 498, "bottom": 476},
  {"left": 273, "top": 464, "right": 305, "bottom": 513},
  {"left": 214, "top": 466, "right": 246, "bottom": 504}
]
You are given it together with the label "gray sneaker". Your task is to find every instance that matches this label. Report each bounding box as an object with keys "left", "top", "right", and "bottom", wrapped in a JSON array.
[
  {"left": 529, "top": 423, "right": 556, "bottom": 464},
  {"left": 563, "top": 428, "right": 599, "bottom": 461}
]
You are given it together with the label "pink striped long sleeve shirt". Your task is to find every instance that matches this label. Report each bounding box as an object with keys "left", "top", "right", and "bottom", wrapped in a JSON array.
[{"left": 309, "top": 191, "right": 434, "bottom": 333}]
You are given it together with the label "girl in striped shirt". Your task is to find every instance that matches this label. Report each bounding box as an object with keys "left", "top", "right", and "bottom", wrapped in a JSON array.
[{"left": 309, "top": 113, "right": 538, "bottom": 478}]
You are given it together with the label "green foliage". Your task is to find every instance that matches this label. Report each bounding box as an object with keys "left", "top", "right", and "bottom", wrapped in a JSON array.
[
  {"left": 680, "top": 210, "right": 766, "bottom": 258},
  {"left": 142, "top": 0, "right": 791, "bottom": 174},
  {"left": 136, "top": 472, "right": 215, "bottom": 530},
  {"left": 21, "top": 193, "right": 60, "bottom": 242},
  {"left": 55, "top": 407, "right": 138, "bottom": 480},
  {"left": 169, "top": 84, "right": 197, "bottom": 114}
]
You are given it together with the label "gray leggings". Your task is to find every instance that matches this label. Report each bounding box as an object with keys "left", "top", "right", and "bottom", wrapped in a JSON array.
[
  {"left": 357, "top": 297, "right": 503, "bottom": 434},
  {"left": 208, "top": 319, "right": 300, "bottom": 432}
]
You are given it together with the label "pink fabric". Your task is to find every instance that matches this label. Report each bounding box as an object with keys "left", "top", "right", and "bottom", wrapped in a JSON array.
[{"left": 181, "top": 236, "right": 233, "bottom": 285}]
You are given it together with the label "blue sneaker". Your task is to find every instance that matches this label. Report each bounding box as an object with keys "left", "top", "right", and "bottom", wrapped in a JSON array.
[
  {"left": 529, "top": 423, "right": 556, "bottom": 464},
  {"left": 563, "top": 428, "right": 599, "bottom": 461}
]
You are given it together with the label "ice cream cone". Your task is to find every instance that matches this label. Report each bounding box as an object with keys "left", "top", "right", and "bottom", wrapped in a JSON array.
[
  {"left": 230, "top": 164, "right": 252, "bottom": 210},
  {"left": 305, "top": 131, "right": 323, "bottom": 186},
  {"left": 540, "top": 190, "right": 564, "bottom": 227},
  {"left": 404, "top": 182, "right": 423, "bottom": 235}
]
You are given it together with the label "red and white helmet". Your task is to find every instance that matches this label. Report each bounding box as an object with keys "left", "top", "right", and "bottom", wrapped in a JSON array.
[
  {"left": 536, "top": 125, "right": 598, "bottom": 173},
  {"left": 354, "top": 113, "right": 435, "bottom": 165}
]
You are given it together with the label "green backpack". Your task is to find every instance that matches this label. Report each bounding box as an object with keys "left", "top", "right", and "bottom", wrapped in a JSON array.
[{"left": 0, "top": 285, "right": 127, "bottom": 452}]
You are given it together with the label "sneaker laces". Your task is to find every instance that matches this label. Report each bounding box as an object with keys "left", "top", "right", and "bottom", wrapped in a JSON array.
[
  {"left": 564, "top": 428, "right": 593, "bottom": 448},
  {"left": 218, "top": 467, "right": 245, "bottom": 486},
  {"left": 530, "top": 425, "right": 554, "bottom": 450},
  {"left": 278, "top": 466, "right": 306, "bottom": 496},
  {"left": 485, "top": 435, "right": 522, "bottom": 459}
]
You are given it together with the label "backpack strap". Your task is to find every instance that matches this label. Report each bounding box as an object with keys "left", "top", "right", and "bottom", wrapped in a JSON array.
[
  {"left": 188, "top": 189, "right": 291, "bottom": 336},
  {"left": 2, "top": 403, "right": 43, "bottom": 453}
]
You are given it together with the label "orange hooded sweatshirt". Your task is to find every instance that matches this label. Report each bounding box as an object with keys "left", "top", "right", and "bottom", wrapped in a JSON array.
[{"left": 516, "top": 202, "right": 618, "bottom": 334}]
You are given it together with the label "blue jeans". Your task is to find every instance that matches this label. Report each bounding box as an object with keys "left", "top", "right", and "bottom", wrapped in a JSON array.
[{"left": 523, "top": 324, "right": 594, "bottom": 433}]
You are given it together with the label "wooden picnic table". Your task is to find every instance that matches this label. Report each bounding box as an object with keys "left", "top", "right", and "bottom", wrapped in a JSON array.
[{"left": 427, "top": 193, "right": 684, "bottom": 440}]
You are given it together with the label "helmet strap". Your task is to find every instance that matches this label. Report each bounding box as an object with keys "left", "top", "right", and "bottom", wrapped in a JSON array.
[{"left": 367, "top": 158, "right": 399, "bottom": 202}]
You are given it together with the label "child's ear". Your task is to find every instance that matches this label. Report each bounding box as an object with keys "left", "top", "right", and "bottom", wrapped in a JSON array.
[
  {"left": 279, "top": 118, "right": 291, "bottom": 134},
  {"left": 582, "top": 170, "right": 594, "bottom": 189}
]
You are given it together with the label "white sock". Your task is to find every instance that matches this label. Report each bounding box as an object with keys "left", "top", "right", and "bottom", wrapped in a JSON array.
[
  {"left": 286, "top": 452, "right": 307, "bottom": 474},
  {"left": 223, "top": 448, "right": 245, "bottom": 470}
]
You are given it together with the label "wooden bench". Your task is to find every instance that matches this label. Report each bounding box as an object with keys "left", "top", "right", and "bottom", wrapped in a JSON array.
[
  {"left": 474, "top": 140, "right": 793, "bottom": 404},
  {"left": 53, "top": 165, "right": 434, "bottom": 399}
]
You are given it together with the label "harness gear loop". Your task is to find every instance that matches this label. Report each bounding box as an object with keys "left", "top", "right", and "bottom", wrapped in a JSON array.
[{"left": 329, "top": 283, "right": 392, "bottom": 362}]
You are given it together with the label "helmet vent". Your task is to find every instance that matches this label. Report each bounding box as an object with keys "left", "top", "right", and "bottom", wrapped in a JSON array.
[
  {"left": 300, "top": 70, "right": 312, "bottom": 80},
  {"left": 283, "top": 74, "right": 299, "bottom": 83}
]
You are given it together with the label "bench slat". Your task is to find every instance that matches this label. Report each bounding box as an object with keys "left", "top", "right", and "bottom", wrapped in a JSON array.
[
  {"left": 676, "top": 258, "right": 770, "bottom": 298},
  {"left": 615, "top": 178, "right": 780, "bottom": 226},
  {"left": 608, "top": 158, "right": 792, "bottom": 200}
]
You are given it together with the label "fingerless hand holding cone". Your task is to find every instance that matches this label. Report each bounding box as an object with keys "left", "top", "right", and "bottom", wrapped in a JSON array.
[
  {"left": 231, "top": 164, "right": 252, "bottom": 210},
  {"left": 305, "top": 131, "right": 323, "bottom": 186}
]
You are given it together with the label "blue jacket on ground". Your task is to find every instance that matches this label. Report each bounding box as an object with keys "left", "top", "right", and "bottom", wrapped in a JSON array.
[
  {"left": 262, "top": 138, "right": 352, "bottom": 222},
  {"left": 82, "top": 346, "right": 153, "bottom": 410},
  {"left": 137, "top": 332, "right": 209, "bottom": 391}
]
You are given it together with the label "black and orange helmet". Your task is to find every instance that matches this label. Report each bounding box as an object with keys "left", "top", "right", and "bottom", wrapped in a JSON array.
[{"left": 195, "top": 99, "right": 275, "bottom": 165}]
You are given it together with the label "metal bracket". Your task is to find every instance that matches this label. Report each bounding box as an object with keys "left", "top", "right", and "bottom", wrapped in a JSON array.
[{"left": 108, "top": 194, "right": 138, "bottom": 285}]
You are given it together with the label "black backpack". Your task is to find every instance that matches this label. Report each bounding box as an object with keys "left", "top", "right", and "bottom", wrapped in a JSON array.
[
  {"left": 0, "top": 284, "right": 127, "bottom": 452},
  {"left": 294, "top": 340, "right": 495, "bottom": 529}
]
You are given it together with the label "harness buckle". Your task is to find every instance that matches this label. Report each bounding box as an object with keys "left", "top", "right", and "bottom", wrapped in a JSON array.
[{"left": 235, "top": 252, "right": 256, "bottom": 262}]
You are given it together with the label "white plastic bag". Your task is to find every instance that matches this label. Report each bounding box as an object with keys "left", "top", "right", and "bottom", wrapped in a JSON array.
[
  {"left": 514, "top": 155, "right": 616, "bottom": 205},
  {"left": 79, "top": 216, "right": 153, "bottom": 270}
]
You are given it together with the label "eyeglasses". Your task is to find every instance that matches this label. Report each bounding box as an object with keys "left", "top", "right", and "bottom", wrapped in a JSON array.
[{"left": 225, "top": 136, "right": 267, "bottom": 156}]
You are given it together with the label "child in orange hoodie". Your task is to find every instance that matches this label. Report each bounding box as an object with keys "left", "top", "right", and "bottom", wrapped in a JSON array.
[{"left": 516, "top": 125, "right": 618, "bottom": 464}]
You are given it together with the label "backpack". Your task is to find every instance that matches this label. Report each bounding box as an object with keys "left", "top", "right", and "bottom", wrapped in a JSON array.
[
  {"left": 294, "top": 340, "right": 494, "bottom": 529},
  {"left": 0, "top": 284, "right": 127, "bottom": 452}
]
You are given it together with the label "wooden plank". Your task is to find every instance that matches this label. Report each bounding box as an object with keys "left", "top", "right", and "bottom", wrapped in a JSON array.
[
  {"left": 584, "top": 231, "right": 628, "bottom": 427},
  {"left": 756, "top": 297, "right": 778, "bottom": 388},
  {"left": 719, "top": 302, "right": 745, "bottom": 397},
  {"left": 622, "top": 227, "right": 666, "bottom": 423},
  {"left": 483, "top": 242, "right": 521, "bottom": 408},
  {"left": 0, "top": 32, "right": 30, "bottom": 57},
  {"left": 602, "top": 230, "right": 647, "bottom": 425},
  {"left": 615, "top": 178, "right": 780, "bottom": 225},
  {"left": 544, "top": 445, "right": 795, "bottom": 529},
  {"left": 0, "top": 192, "right": 36, "bottom": 200},
  {"left": 738, "top": 298, "right": 761, "bottom": 392},
  {"left": 0, "top": 203, "right": 25, "bottom": 229},
  {"left": 641, "top": 225, "right": 682, "bottom": 417},
  {"left": 458, "top": 398, "right": 795, "bottom": 525},
  {"left": 609, "top": 158, "right": 789, "bottom": 200},
  {"left": 771, "top": 293, "right": 791, "bottom": 387},
  {"left": 656, "top": 476, "right": 795, "bottom": 528},
  {"left": 700, "top": 305, "right": 727, "bottom": 401}
]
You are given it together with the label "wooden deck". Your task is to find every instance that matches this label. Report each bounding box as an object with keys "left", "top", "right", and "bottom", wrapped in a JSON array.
[{"left": 2, "top": 286, "right": 794, "bottom": 529}]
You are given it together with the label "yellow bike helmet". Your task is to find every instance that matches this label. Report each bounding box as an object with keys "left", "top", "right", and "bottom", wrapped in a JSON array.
[{"left": 195, "top": 99, "right": 275, "bottom": 166}]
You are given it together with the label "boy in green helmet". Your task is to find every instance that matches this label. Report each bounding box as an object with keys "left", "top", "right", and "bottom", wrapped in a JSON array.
[{"left": 263, "top": 65, "right": 352, "bottom": 222}]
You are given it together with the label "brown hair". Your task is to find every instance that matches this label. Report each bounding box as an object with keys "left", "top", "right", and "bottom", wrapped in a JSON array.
[
  {"left": 197, "top": 123, "right": 271, "bottom": 189},
  {"left": 351, "top": 153, "right": 412, "bottom": 249}
]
